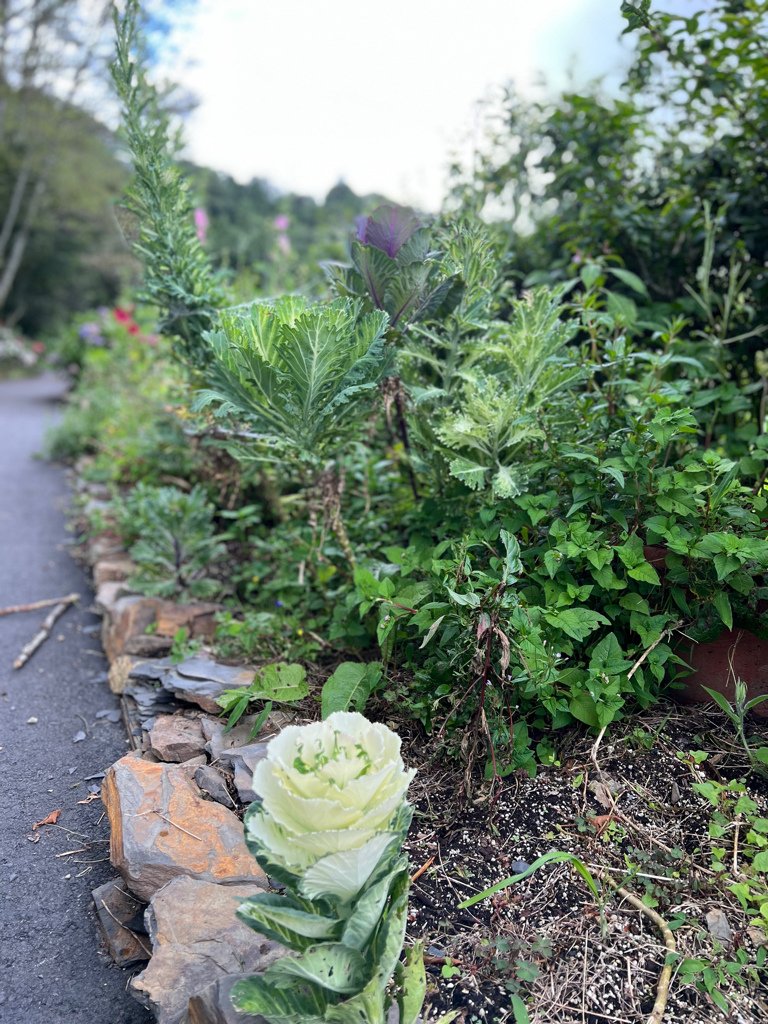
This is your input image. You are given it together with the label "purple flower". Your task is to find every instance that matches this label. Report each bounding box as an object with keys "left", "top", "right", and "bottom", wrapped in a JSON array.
[
  {"left": 274, "top": 600, "right": 284, "bottom": 608},
  {"left": 78, "top": 322, "right": 104, "bottom": 346},
  {"left": 355, "top": 205, "right": 421, "bottom": 258},
  {"left": 273, "top": 214, "right": 290, "bottom": 232},
  {"left": 194, "top": 207, "right": 209, "bottom": 245}
]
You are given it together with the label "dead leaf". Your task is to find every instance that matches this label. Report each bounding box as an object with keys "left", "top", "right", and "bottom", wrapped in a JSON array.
[
  {"left": 32, "top": 808, "right": 61, "bottom": 830},
  {"left": 706, "top": 908, "right": 733, "bottom": 947},
  {"left": 589, "top": 813, "right": 618, "bottom": 836}
]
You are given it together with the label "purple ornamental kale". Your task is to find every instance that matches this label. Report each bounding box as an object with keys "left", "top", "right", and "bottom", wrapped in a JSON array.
[{"left": 355, "top": 205, "right": 421, "bottom": 258}]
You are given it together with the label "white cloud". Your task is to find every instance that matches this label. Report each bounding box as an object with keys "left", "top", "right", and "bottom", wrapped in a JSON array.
[{"left": 169, "top": 0, "right": 633, "bottom": 208}]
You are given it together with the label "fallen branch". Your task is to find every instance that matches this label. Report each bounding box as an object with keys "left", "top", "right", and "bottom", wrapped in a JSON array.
[
  {"left": 0, "top": 592, "right": 79, "bottom": 618},
  {"left": 13, "top": 599, "right": 76, "bottom": 669},
  {"left": 597, "top": 869, "right": 676, "bottom": 1024}
]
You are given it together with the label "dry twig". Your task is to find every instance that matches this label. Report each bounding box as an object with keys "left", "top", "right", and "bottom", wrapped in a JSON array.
[
  {"left": 0, "top": 592, "right": 79, "bottom": 617},
  {"left": 13, "top": 599, "right": 77, "bottom": 669},
  {"left": 597, "top": 870, "right": 676, "bottom": 1024}
]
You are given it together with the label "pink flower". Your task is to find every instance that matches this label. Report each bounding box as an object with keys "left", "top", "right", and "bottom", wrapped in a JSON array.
[
  {"left": 194, "top": 207, "right": 209, "bottom": 245},
  {"left": 277, "top": 233, "right": 291, "bottom": 255},
  {"left": 113, "top": 307, "right": 133, "bottom": 324},
  {"left": 273, "top": 214, "right": 290, "bottom": 232}
]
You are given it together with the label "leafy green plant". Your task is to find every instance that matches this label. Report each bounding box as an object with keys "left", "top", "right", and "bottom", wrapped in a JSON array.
[
  {"left": 702, "top": 682, "right": 768, "bottom": 777},
  {"left": 197, "top": 296, "right": 390, "bottom": 464},
  {"left": 458, "top": 849, "right": 602, "bottom": 909},
  {"left": 320, "top": 662, "right": 383, "bottom": 719},
  {"left": 111, "top": 0, "right": 225, "bottom": 368},
  {"left": 234, "top": 712, "right": 423, "bottom": 1024},
  {"left": 116, "top": 483, "right": 224, "bottom": 600},
  {"left": 217, "top": 661, "right": 309, "bottom": 738},
  {"left": 680, "top": 752, "right": 768, "bottom": 927}
]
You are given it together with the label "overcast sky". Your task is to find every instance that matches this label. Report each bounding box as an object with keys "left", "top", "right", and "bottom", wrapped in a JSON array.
[{"left": 169, "top": 1, "right": 636, "bottom": 209}]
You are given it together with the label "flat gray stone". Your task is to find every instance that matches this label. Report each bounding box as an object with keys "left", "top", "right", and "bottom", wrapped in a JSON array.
[
  {"left": 194, "top": 765, "right": 235, "bottom": 808},
  {"left": 131, "top": 877, "right": 281, "bottom": 1024},
  {"left": 149, "top": 715, "right": 206, "bottom": 762}
]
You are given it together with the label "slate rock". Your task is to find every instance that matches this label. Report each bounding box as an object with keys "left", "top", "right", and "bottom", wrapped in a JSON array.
[
  {"left": 92, "top": 878, "right": 150, "bottom": 967},
  {"left": 201, "top": 711, "right": 292, "bottom": 761},
  {"left": 149, "top": 715, "right": 206, "bottom": 762},
  {"left": 194, "top": 765, "right": 235, "bottom": 808},
  {"left": 161, "top": 657, "right": 257, "bottom": 714},
  {"left": 102, "top": 752, "right": 265, "bottom": 901},
  {"left": 131, "top": 877, "right": 281, "bottom": 1024},
  {"left": 93, "top": 556, "right": 136, "bottom": 588},
  {"left": 186, "top": 974, "right": 268, "bottom": 1024},
  {"left": 229, "top": 744, "right": 269, "bottom": 805}
]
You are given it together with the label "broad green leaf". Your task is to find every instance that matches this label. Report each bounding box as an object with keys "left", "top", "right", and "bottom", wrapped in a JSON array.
[
  {"left": 299, "top": 833, "right": 398, "bottom": 903},
  {"left": 569, "top": 692, "right": 600, "bottom": 727},
  {"left": 237, "top": 892, "right": 341, "bottom": 951},
  {"left": 543, "top": 549, "right": 561, "bottom": 578},
  {"left": 396, "top": 944, "right": 427, "bottom": 1024},
  {"left": 544, "top": 607, "right": 609, "bottom": 641},
  {"left": 342, "top": 868, "right": 401, "bottom": 951},
  {"left": 321, "top": 662, "right": 382, "bottom": 718},
  {"left": 589, "top": 632, "right": 632, "bottom": 676},
  {"left": 627, "top": 562, "right": 661, "bottom": 585},
  {"left": 608, "top": 266, "right": 649, "bottom": 296},
  {"left": 447, "top": 456, "right": 487, "bottom": 491},
  {"left": 231, "top": 974, "right": 328, "bottom": 1024},
  {"left": 712, "top": 591, "right": 733, "bottom": 630},
  {"left": 266, "top": 943, "right": 367, "bottom": 994},
  {"left": 600, "top": 465, "right": 626, "bottom": 489},
  {"left": 447, "top": 588, "right": 481, "bottom": 608},
  {"left": 250, "top": 662, "right": 309, "bottom": 702}
]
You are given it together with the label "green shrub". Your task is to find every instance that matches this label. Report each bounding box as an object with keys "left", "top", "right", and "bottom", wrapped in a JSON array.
[{"left": 116, "top": 483, "right": 225, "bottom": 601}]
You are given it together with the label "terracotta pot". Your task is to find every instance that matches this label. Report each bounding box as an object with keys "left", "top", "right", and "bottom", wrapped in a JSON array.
[{"left": 676, "top": 628, "right": 768, "bottom": 718}]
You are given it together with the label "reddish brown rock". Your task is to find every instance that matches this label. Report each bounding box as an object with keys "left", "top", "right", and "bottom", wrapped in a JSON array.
[
  {"left": 155, "top": 601, "right": 221, "bottom": 641},
  {"left": 148, "top": 715, "right": 206, "bottom": 762},
  {"left": 92, "top": 879, "right": 150, "bottom": 967},
  {"left": 131, "top": 877, "right": 280, "bottom": 1024},
  {"left": 98, "top": 591, "right": 161, "bottom": 663},
  {"left": 102, "top": 752, "right": 265, "bottom": 901}
]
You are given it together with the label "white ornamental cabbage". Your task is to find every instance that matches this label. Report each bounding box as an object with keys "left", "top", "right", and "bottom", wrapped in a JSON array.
[{"left": 246, "top": 711, "right": 415, "bottom": 901}]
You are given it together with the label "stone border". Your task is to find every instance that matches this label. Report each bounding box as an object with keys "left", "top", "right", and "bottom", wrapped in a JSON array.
[{"left": 74, "top": 472, "right": 290, "bottom": 1024}]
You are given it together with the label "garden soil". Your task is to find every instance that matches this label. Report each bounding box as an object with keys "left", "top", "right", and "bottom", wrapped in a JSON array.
[{"left": 0, "top": 374, "right": 151, "bottom": 1023}]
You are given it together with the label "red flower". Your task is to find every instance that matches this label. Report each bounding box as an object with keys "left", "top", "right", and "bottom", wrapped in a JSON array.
[
  {"left": 113, "top": 307, "right": 132, "bottom": 324},
  {"left": 127, "top": 323, "right": 140, "bottom": 335}
]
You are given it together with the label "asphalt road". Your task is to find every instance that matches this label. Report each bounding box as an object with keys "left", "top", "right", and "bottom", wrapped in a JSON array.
[{"left": 0, "top": 374, "right": 151, "bottom": 1023}]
